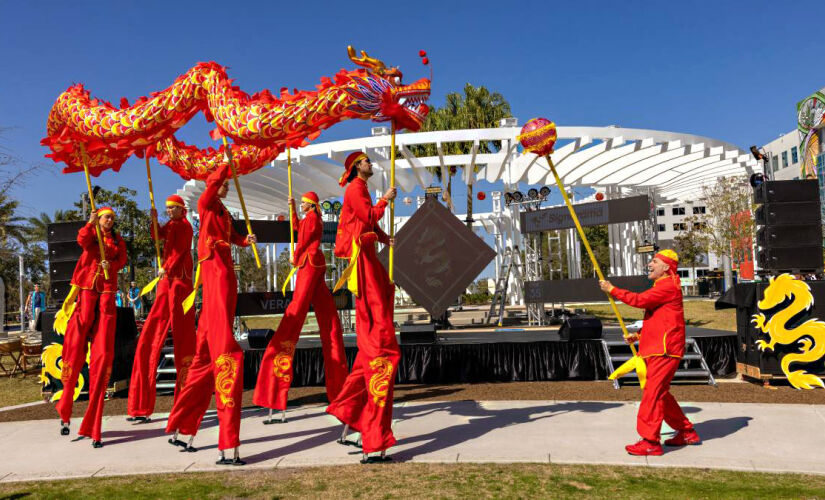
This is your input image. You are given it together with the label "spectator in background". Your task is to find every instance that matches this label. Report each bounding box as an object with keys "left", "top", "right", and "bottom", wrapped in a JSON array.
[
  {"left": 115, "top": 288, "right": 124, "bottom": 308},
  {"left": 128, "top": 281, "right": 142, "bottom": 318},
  {"left": 26, "top": 284, "right": 47, "bottom": 331}
]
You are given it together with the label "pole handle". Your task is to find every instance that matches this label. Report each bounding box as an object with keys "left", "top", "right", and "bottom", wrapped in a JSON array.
[
  {"left": 222, "top": 137, "right": 261, "bottom": 269},
  {"left": 145, "top": 157, "right": 163, "bottom": 270},
  {"left": 79, "top": 144, "right": 109, "bottom": 280},
  {"left": 389, "top": 122, "right": 396, "bottom": 283}
]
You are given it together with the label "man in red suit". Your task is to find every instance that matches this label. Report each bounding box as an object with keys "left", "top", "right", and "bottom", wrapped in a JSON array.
[
  {"left": 599, "top": 249, "right": 701, "bottom": 456},
  {"left": 127, "top": 194, "right": 196, "bottom": 422},
  {"left": 326, "top": 151, "right": 398, "bottom": 463},
  {"left": 55, "top": 206, "right": 127, "bottom": 448},
  {"left": 165, "top": 162, "right": 256, "bottom": 465},
  {"left": 253, "top": 191, "right": 348, "bottom": 421}
]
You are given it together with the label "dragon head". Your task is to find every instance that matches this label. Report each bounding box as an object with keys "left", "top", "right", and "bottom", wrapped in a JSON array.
[
  {"left": 758, "top": 273, "right": 812, "bottom": 310},
  {"left": 343, "top": 46, "right": 430, "bottom": 131}
]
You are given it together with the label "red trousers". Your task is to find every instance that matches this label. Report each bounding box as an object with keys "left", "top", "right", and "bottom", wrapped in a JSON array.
[
  {"left": 127, "top": 277, "right": 196, "bottom": 417},
  {"left": 327, "top": 240, "right": 399, "bottom": 453},
  {"left": 253, "top": 264, "right": 347, "bottom": 410},
  {"left": 638, "top": 355, "right": 693, "bottom": 442},
  {"left": 55, "top": 289, "right": 117, "bottom": 442},
  {"left": 165, "top": 254, "right": 243, "bottom": 450}
]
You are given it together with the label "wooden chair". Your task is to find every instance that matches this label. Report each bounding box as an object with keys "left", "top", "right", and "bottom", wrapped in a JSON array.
[{"left": 0, "top": 337, "right": 23, "bottom": 377}]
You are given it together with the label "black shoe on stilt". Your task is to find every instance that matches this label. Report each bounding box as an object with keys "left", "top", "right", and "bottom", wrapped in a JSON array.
[
  {"left": 216, "top": 448, "right": 245, "bottom": 466},
  {"left": 60, "top": 421, "right": 70, "bottom": 436},
  {"left": 263, "top": 409, "right": 287, "bottom": 425},
  {"left": 92, "top": 440, "right": 103, "bottom": 448},
  {"left": 127, "top": 416, "right": 151, "bottom": 423},
  {"left": 360, "top": 451, "right": 392, "bottom": 465}
]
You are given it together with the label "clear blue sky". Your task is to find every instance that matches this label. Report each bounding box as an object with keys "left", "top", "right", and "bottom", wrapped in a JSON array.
[{"left": 1, "top": 0, "right": 820, "bottom": 224}]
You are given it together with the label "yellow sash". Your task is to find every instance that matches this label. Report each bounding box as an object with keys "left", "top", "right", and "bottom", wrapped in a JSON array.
[
  {"left": 182, "top": 263, "right": 202, "bottom": 314},
  {"left": 140, "top": 276, "right": 160, "bottom": 297},
  {"left": 53, "top": 284, "right": 80, "bottom": 335},
  {"left": 333, "top": 239, "right": 360, "bottom": 297},
  {"left": 608, "top": 354, "right": 647, "bottom": 389},
  {"left": 281, "top": 265, "right": 298, "bottom": 295}
]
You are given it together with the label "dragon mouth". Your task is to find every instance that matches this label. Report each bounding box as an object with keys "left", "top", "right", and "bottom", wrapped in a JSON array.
[{"left": 392, "top": 78, "right": 431, "bottom": 130}]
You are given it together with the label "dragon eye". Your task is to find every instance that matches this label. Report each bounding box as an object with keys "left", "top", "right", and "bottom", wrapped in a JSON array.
[{"left": 393, "top": 76, "right": 401, "bottom": 85}]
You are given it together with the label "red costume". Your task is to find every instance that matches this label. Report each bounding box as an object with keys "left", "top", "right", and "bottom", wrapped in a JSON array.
[
  {"left": 608, "top": 250, "right": 698, "bottom": 452},
  {"left": 55, "top": 207, "right": 127, "bottom": 443},
  {"left": 253, "top": 192, "right": 348, "bottom": 410},
  {"left": 165, "top": 163, "right": 248, "bottom": 451},
  {"left": 326, "top": 152, "right": 399, "bottom": 454},
  {"left": 127, "top": 195, "right": 196, "bottom": 418}
]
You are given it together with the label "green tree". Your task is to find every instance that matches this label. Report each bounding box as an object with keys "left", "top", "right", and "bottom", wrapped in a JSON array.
[
  {"left": 0, "top": 193, "right": 27, "bottom": 247},
  {"left": 411, "top": 84, "right": 512, "bottom": 225},
  {"left": 25, "top": 209, "right": 82, "bottom": 242},
  {"left": 674, "top": 217, "right": 710, "bottom": 294},
  {"left": 581, "top": 225, "right": 611, "bottom": 278}
]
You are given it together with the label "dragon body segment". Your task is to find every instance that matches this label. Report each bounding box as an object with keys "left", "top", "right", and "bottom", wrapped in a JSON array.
[
  {"left": 752, "top": 274, "right": 825, "bottom": 389},
  {"left": 42, "top": 50, "right": 430, "bottom": 180}
]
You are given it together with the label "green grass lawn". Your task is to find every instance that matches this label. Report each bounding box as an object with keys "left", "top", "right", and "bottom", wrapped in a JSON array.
[
  {"left": 0, "top": 463, "right": 822, "bottom": 499},
  {"left": 579, "top": 299, "right": 735, "bottom": 331},
  {"left": 0, "top": 376, "right": 43, "bottom": 408}
]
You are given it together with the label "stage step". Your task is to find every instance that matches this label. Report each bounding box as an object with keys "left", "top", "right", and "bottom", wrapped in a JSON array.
[
  {"left": 156, "top": 382, "right": 176, "bottom": 390},
  {"left": 155, "top": 343, "right": 177, "bottom": 394},
  {"left": 157, "top": 367, "right": 177, "bottom": 375},
  {"left": 601, "top": 336, "right": 717, "bottom": 389}
]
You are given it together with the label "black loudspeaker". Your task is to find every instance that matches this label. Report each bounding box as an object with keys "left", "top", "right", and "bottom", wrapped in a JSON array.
[
  {"left": 400, "top": 323, "right": 437, "bottom": 344},
  {"left": 757, "top": 246, "right": 823, "bottom": 271},
  {"left": 757, "top": 225, "right": 823, "bottom": 249},
  {"left": 49, "top": 259, "right": 77, "bottom": 282},
  {"left": 48, "top": 240, "right": 83, "bottom": 262},
  {"left": 47, "top": 222, "right": 86, "bottom": 305},
  {"left": 754, "top": 202, "right": 821, "bottom": 226},
  {"left": 754, "top": 179, "right": 819, "bottom": 204},
  {"left": 47, "top": 221, "right": 86, "bottom": 243},
  {"left": 247, "top": 329, "right": 275, "bottom": 349},
  {"left": 558, "top": 315, "right": 603, "bottom": 341}
]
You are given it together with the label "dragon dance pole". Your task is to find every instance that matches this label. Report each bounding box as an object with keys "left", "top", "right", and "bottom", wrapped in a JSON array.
[
  {"left": 145, "top": 157, "right": 163, "bottom": 269},
  {"left": 389, "top": 122, "right": 396, "bottom": 283},
  {"left": 78, "top": 144, "right": 109, "bottom": 280},
  {"left": 287, "top": 148, "right": 295, "bottom": 259},
  {"left": 222, "top": 137, "right": 261, "bottom": 269},
  {"left": 545, "top": 155, "right": 637, "bottom": 357}
]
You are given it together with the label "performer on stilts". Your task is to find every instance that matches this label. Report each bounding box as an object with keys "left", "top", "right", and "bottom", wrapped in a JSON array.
[
  {"left": 599, "top": 249, "right": 701, "bottom": 456},
  {"left": 55, "top": 206, "right": 127, "bottom": 448},
  {"left": 326, "top": 152, "right": 399, "bottom": 463},
  {"left": 165, "top": 162, "right": 256, "bottom": 465},
  {"left": 253, "top": 191, "right": 348, "bottom": 422},
  {"left": 127, "top": 194, "right": 196, "bottom": 422}
]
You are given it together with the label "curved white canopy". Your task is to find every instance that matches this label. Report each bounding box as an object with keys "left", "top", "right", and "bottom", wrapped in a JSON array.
[{"left": 177, "top": 125, "right": 756, "bottom": 218}]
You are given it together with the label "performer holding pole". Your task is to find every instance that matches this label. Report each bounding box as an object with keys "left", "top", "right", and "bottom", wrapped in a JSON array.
[
  {"left": 54, "top": 206, "right": 127, "bottom": 448},
  {"left": 253, "top": 191, "right": 348, "bottom": 422},
  {"left": 328, "top": 151, "right": 398, "bottom": 463},
  {"left": 165, "top": 160, "right": 256, "bottom": 465},
  {"left": 599, "top": 250, "right": 700, "bottom": 455},
  {"left": 127, "top": 194, "right": 196, "bottom": 422}
]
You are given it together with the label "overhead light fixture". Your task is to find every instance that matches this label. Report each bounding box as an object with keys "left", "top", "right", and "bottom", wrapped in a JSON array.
[
  {"left": 539, "top": 186, "right": 551, "bottom": 198},
  {"left": 333, "top": 201, "right": 342, "bottom": 212},
  {"left": 527, "top": 188, "right": 539, "bottom": 200},
  {"left": 321, "top": 200, "right": 333, "bottom": 212},
  {"left": 749, "top": 173, "right": 765, "bottom": 189},
  {"left": 512, "top": 191, "right": 524, "bottom": 203}
]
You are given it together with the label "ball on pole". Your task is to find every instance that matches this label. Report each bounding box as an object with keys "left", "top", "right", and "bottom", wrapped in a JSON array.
[{"left": 518, "top": 118, "right": 557, "bottom": 156}]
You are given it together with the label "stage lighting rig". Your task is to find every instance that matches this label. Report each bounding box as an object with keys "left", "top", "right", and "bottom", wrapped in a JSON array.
[
  {"left": 503, "top": 186, "right": 553, "bottom": 210},
  {"left": 528, "top": 188, "right": 539, "bottom": 200}
]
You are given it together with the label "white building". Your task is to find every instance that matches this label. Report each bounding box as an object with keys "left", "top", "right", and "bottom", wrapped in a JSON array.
[
  {"left": 655, "top": 200, "right": 719, "bottom": 286},
  {"left": 762, "top": 130, "right": 803, "bottom": 181}
]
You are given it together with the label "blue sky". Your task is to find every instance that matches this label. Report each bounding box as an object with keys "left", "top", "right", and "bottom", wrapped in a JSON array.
[{"left": 1, "top": 0, "right": 820, "bottom": 229}]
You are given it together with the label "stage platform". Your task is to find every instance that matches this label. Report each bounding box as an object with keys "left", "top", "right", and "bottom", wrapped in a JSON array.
[{"left": 241, "top": 326, "right": 737, "bottom": 389}]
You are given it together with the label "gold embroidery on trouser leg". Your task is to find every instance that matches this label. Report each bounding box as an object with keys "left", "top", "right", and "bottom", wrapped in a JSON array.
[
  {"left": 214, "top": 354, "right": 238, "bottom": 407},
  {"left": 273, "top": 341, "right": 296, "bottom": 383},
  {"left": 368, "top": 357, "right": 393, "bottom": 408}
]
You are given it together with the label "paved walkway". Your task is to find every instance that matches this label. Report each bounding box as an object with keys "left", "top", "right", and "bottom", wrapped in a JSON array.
[{"left": 1, "top": 400, "right": 824, "bottom": 482}]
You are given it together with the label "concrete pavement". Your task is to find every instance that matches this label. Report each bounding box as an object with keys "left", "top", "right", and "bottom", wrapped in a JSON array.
[{"left": 1, "top": 400, "right": 824, "bottom": 482}]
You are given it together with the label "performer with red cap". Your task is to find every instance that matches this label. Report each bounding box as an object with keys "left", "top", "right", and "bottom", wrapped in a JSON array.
[
  {"left": 326, "top": 151, "right": 398, "bottom": 463},
  {"left": 55, "top": 206, "right": 127, "bottom": 448},
  {"left": 165, "top": 162, "right": 256, "bottom": 465},
  {"left": 127, "top": 194, "right": 196, "bottom": 422},
  {"left": 599, "top": 249, "right": 701, "bottom": 456},
  {"left": 253, "top": 191, "right": 348, "bottom": 421}
]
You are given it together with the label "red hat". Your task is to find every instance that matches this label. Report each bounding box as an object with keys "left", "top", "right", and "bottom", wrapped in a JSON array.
[
  {"left": 301, "top": 191, "right": 319, "bottom": 205},
  {"left": 339, "top": 151, "right": 369, "bottom": 186},
  {"left": 96, "top": 206, "right": 115, "bottom": 217},
  {"left": 654, "top": 249, "right": 679, "bottom": 274},
  {"left": 166, "top": 194, "right": 185, "bottom": 208}
]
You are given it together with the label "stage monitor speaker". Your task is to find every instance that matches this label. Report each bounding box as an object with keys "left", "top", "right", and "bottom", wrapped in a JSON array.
[
  {"left": 247, "top": 329, "right": 275, "bottom": 350},
  {"left": 757, "top": 224, "right": 823, "bottom": 249},
  {"left": 757, "top": 246, "right": 823, "bottom": 272},
  {"left": 47, "top": 221, "right": 86, "bottom": 244},
  {"left": 559, "top": 315, "right": 603, "bottom": 341},
  {"left": 400, "top": 323, "right": 437, "bottom": 344},
  {"left": 754, "top": 179, "right": 819, "bottom": 204},
  {"left": 754, "top": 202, "right": 821, "bottom": 226}
]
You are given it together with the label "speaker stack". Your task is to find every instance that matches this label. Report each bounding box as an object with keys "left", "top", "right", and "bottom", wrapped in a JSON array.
[
  {"left": 754, "top": 180, "right": 823, "bottom": 273},
  {"left": 47, "top": 221, "right": 86, "bottom": 304}
]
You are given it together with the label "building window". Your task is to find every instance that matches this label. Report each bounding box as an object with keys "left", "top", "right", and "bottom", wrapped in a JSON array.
[
  {"left": 696, "top": 269, "right": 709, "bottom": 277},
  {"left": 693, "top": 222, "right": 705, "bottom": 229},
  {"left": 658, "top": 224, "right": 666, "bottom": 232},
  {"left": 656, "top": 208, "right": 665, "bottom": 217},
  {"left": 673, "top": 223, "right": 686, "bottom": 231},
  {"left": 677, "top": 270, "right": 690, "bottom": 278},
  {"left": 692, "top": 206, "right": 706, "bottom": 214},
  {"left": 672, "top": 207, "right": 685, "bottom": 216},
  {"left": 772, "top": 155, "right": 779, "bottom": 172},
  {"left": 792, "top": 146, "right": 798, "bottom": 164},
  {"left": 782, "top": 151, "right": 788, "bottom": 168}
]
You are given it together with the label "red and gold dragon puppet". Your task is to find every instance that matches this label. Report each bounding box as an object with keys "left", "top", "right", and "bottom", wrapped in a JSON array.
[{"left": 42, "top": 46, "right": 431, "bottom": 179}]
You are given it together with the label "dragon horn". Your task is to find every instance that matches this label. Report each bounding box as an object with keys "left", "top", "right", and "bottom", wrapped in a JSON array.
[{"left": 347, "top": 46, "right": 388, "bottom": 74}]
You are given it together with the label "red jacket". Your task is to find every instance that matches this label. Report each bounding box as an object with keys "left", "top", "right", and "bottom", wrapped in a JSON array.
[
  {"left": 334, "top": 177, "right": 389, "bottom": 258},
  {"left": 70, "top": 223, "right": 127, "bottom": 293},
  {"left": 609, "top": 273, "right": 685, "bottom": 358},
  {"left": 151, "top": 217, "right": 194, "bottom": 280},
  {"left": 197, "top": 163, "right": 249, "bottom": 263},
  {"left": 291, "top": 208, "right": 326, "bottom": 268}
]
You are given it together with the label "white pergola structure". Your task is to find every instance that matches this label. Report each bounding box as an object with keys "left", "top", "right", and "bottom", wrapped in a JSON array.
[{"left": 177, "top": 124, "right": 756, "bottom": 302}]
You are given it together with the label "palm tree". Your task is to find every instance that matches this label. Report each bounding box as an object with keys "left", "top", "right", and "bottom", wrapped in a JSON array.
[
  {"left": 411, "top": 84, "right": 511, "bottom": 226},
  {"left": 25, "top": 209, "right": 81, "bottom": 242},
  {"left": 0, "top": 192, "right": 27, "bottom": 247}
]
